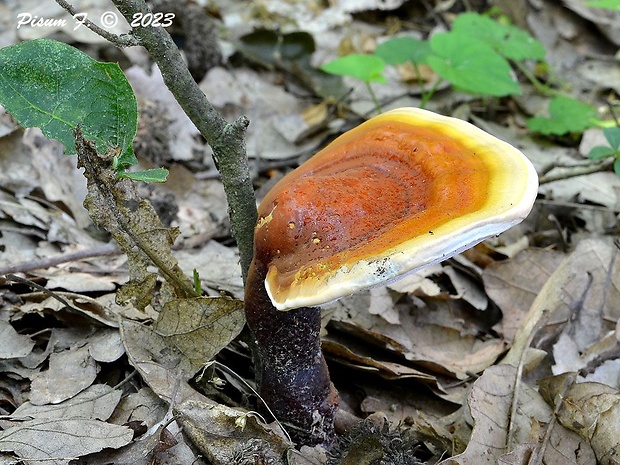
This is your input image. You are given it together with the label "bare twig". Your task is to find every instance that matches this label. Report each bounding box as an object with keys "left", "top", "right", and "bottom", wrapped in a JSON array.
[
  {"left": 4, "top": 274, "right": 83, "bottom": 312},
  {"left": 55, "top": 0, "right": 258, "bottom": 284},
  {"left": 506, "top": 309, "right": 549, "bottom": 452},
  {"left": 55, "top": 0, "right": 139, "bottom": 47},
  {"left": 538, "top": 158, "right": 614, "bottom": 184},
  {"left": 0, "top": 242, "right": 120, "bottom": 276},
  {"left": 113, "top": 0, "right": 256, "bottom": 284}
]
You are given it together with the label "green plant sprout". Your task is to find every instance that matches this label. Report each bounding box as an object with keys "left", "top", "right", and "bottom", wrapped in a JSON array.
[
  {"left": 526, "top": 95, "right": 618, "bottom": 136},
  {"left": 321, "top": 12, "right": 609, "bottom": 138},
  {"left": 193, "top": 269, "right": 202, "bottom": 295},
  {"left": 527, "top": 96, "right": 600, "bottom": 135},
  {"left": 588, "top": 127, "right": 620, "bottom": 177},
  {"left": 449, "top": 13, "right": 550, "bottom": 96},
  {"left": 320, "top": 53, "right": 386, "bottom": 113},
  {"left": 374, "top": 36, "right": 436, "bottom": 107},
  {"left": 586, "top": 0, "right": 620, "bottom": 9},
  {"left": 320, "top": 12, "right": 547, "bottom": 109},
  {"left": 0, "top": 39, "right": 168, "bottom": 183}
]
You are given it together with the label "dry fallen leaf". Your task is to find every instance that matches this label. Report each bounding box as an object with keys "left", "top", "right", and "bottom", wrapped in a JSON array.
[
  {"left": 483, "top": 247, "right": 564, "bottom": 342},
  {"left": 200, "top": 67, "right": 316, "bottom": 160},
  {"left": 120, "top": 318, "right": 292, "bottom": 464},
  {"left": 439, "top": 365, "right": 596, "bottom": 465},
  {"left": 329, "top": 289, "right": 506, "bottom": 381},
  {"left": 503, "top": 237, "right": 620, "bottom": 370},
  {"left": 126, "top": 65, "right": 200, "bottom": 163},
  {"left": 16, "top": 292, "right": 120, "bottom": 328},
  {"left": 11, "top": 384, "right": 122, "bottom": 421},
  {"left": 87, "top": 328, "right": 125, "bottom": 363},
  {"left": 0, "top": 417, "right": 133, "bottom": 465},
  {"left": 86, "top": 411, "right": 207, "bottom": 465},
  {"left": 322, "top": 336, "right": 436, "bottom": 382},
  {"left": 177, "top": 400, "right": 290, "bottom": 465},
  {"left": 0, "top": 320, "right": 34, "bottom": 359},
  {"left": 76, "top": 128, "right": 196, "bottom": 308},
  {"left": 153, "top": 296, "right": 245, "bottom": 377},
  {"left": 29, "top": 344, "right": 98, "bottom": 405},
  {"left": 539, "top": 373, "right": 620, "bottom": 465},
  {"left": 175, "top": 240, "right": 245, "bottom": 299}
]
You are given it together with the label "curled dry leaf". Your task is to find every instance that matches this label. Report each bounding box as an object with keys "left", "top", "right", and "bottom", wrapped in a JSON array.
[
  {"left": 322, "top": 336, "right": 436, "bottom": 382},
  {"left": 17, "top": 292, "right": 120, "bottom": 328},
  {"left": 178, "top": 401, "right": 290, "bottom": 465},
  {"left": 539, "top": 373, "right": 620, "bottom": 465},
  {"left": 442, "top": 265, "right": 488, "bottom": 311},
  {"left": 85, "top": 411, "right": 206, "bottom": 465},
  {"left": 329, "top": 292, "right": 506, "bottom": 381}
]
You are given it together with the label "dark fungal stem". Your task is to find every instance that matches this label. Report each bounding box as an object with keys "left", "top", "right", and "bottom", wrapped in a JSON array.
[{"left": 244, "top": 257, "right": 338, "bottom": 446}]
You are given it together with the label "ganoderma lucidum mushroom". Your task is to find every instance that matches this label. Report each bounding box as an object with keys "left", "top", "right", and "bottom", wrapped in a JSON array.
[{"left": 244, "top": 107, "right": 538, "bottom": 446}]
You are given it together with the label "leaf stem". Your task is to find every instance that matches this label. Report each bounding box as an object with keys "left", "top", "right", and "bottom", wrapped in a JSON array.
[
  {"left": 365, "top": 82, "right": 382, "bottom": 114},
  {"left": 512, "top": 60, "right": 558, "bottom": 97},
  {"left": 420, "top": 78, "right": 444, "bottom": 109}
]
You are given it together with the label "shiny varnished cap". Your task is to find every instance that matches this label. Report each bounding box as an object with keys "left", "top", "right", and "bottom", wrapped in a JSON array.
[{"left": 254, "top": 107, "right": 538, "bottom": 310}]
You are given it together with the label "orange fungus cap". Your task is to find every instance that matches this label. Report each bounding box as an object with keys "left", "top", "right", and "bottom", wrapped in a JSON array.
[{"left": 253, "top": 107, "right": 538, "bottom": 310}]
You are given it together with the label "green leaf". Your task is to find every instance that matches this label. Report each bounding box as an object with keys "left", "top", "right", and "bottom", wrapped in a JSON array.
[
  {"left": 588, "top": 145, "right": 617, "bottom": 160},
  {"left": 527, "top": 96, "right": 598, "bottom": 135},
  {"left": 118, "top": 168, "right": 169, "bottom": 183},
  {"left": 427, "top": 33, "right": 521, "bottom": 96},
  {"left": 603, "top": 126, "right": 620, "bottom": 149},
  {"left": 321, "top": 54, "right": 387, "bottom": 83},
  {"left": 614, "top": 157, "right": 620, "bottom": 177},
  {"left": 0, "top": 39, "right": 137, "bottom": 159},
  {"left": 193, "top": 269, "right": 202, "bottom": 295},
  {"left": 452, "top": 13, "right": 546, "bottom": 61},
  {"left": 374, "top": 37, "right": 431, "bottom": 65},
  {"left": 586, "top": 0, "right": 620, "bottom": 10}
]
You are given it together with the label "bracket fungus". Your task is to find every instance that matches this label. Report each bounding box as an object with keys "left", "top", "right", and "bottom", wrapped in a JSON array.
[{"left": 244, "top": 107, "right": 538, "bottom": 446}]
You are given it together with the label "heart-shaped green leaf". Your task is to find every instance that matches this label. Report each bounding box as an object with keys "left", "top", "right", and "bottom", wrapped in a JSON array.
[
  {"left": 427, "top": 33, "right": 521, "bottom": 96},
  {"left": 527, "top": 96, "right": 598, "bottom": 135},
  {"left": 321, "top": 54, "right": 387, "bottom": 83},
  {"left": 375, "top": 36, "right": 431, "bottom": 65},
  {"left": 452, "top": 13, "right": 545, "bottom": 61},
  {"left": 603, "top": 127, "right": 620, "bottom": 150},
  {"left": 0, "top": 39, "right": 137, "bottom": 159}
]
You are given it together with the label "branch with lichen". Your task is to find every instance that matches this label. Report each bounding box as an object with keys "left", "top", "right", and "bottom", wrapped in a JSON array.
[{"left": 55, "top": 0, "right": 257, "bottom": 284}]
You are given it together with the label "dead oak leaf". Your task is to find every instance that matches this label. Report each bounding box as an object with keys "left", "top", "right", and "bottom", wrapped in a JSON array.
[{"left": 0, "top": 417, "right": 133, "bottom": 465}]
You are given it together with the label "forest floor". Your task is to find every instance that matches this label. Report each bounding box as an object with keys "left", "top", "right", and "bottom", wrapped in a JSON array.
[{"left": 0, "top": 0, "right": 620, "bottom": 464}]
